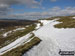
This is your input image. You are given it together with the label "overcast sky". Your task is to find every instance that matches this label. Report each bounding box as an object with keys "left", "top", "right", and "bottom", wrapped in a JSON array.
[{"left": 0, "top": 0, "right": 75, "bottom": 20}]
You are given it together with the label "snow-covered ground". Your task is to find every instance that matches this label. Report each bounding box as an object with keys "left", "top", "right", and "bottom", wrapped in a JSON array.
[
  {"left": 0, "top": 29, "right": 4, "bottom": 31},
  {"left": 35, "top": 20, "right": 54, "bottom": 29},
  {"left": 26, "top": 25, "right": 29, "bottom": 27},
  {"left": 35, "top": 23, "right": 41, "bottom": 29},
  {"left": 0, "top": 33, "right": 32, "bottom": 55},
  {"left": 23, "top": 19, "right": 75, "bottom": 56},
  {"left": 72, "top": 17, "right": 75, "bottom": 19},
  {"left": 40, "top": 20, "right": 52, "bottom": 25}
]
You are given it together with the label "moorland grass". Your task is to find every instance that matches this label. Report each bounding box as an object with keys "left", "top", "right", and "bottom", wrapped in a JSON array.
[
  {"left": 2, "top": 37, "right": 41, "bottom": 56},
  {"left": 54, "top": 16, "right": 75, "bottom": 28},
  {"left": 0, "top": 24, "right": 36, "bottom": 48}
]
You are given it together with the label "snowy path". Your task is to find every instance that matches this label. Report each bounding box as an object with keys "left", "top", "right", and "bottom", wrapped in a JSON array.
[
  {"left": 23, "top": 20, "right": 75, "bottom": 56},
  {"left": 0, "top": 33, "right": 32, "bottom": 55}
]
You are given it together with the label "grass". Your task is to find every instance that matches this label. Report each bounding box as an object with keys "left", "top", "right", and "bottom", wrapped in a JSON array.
[
  {"left": 0, "top": 24, "right": 36, "bottom": 48},
  {"left": 2, "top": 37, "right": 41, "bottom": 56},
  {"left": 54, "top": 16, "right": 75, "bottom": 28},
  {"left": 46, "top": 15, "right": 75, "bottom": 20}
]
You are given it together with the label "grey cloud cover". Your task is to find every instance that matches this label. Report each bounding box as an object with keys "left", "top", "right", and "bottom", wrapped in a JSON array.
[
  {"left": 0, "top": 0, "right": 42, "bottom": 16},
  {"left": 7, "top": 7, "right": 75, "bottom": 20}
]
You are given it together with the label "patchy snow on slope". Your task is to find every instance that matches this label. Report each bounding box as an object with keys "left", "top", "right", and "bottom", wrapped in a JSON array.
[
  {"left": 3, "top": 28, "right": 25, "bottom": 37},
  {"left": 3, "top": 31, "right": 12, "bottom": 37},
  {"left": 13, "top": 28, "right": 25, "bottom": 31},
  {"left": 24, "top": 19, "right": 75, "bottom": 56},
  {"left": 72, "top": 17, "right": 75, "bottom": 19},
  {"left": 26, "top": 25, "right": 29, "bottom": 27},
  {"left": 0, "top": 33, "right": 32, "bottom": 55},
  {"left": 35, "top": 23, "right": 41, "bottom": 29},
  {"left": 0, "top": 29, "right": 4, "bottom": 31}
]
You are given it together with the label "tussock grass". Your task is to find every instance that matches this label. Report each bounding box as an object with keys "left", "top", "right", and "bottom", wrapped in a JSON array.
[
  {"left": 2, "top": 37, "right": 41, "bottom": 56},
  {"left": 54, "top": 16, "right": 75, "bottom": 28}
]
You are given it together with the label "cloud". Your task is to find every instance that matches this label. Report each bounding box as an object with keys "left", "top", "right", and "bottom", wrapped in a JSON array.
[
  {"left": 50, "top": 0, "right": 57, "bottom": 2},
  {"left": 50, "top": 6, "right": 61, "bottom": 11},
  {"left": 0, "top": 0, "right": 75, "bottom": 20},
  {"left": 6, "top": 6, "right": 75, "bottom": 20},
  {"left": 0, "top": 0, "right": 42, "bottom": 8},
  {"left": 0, "top": 0, "right": 42, "bottom": 16},
  {"left": 49, "top": 7, "right": 75, "bottom": 16}
]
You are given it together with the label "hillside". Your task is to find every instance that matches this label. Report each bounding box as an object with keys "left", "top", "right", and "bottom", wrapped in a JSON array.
[
  {"left": 0, "top": 16, "right": 75, "bottom": 56},
  {"left": 23, "top": 16, "right": 75, "bottom": 56},
  {"left": 0, "top": 19, "right": 37, "bottom": 28}
]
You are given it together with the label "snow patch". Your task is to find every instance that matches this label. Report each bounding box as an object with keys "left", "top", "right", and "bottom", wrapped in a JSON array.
[
  {"left": 3, "top": 31, "right": 12, "bottom": 37},
  {"left": 35, "top": 23, "right": 41, "bottom": 29},
  {"left": 72, "top": 17, "right": 75, "bottom": 19},
  {"left": 0, "top": 29, "right": 4, "bottom": 31},
  {"left": 13, "top": 28, "right": 25, "bottom": 32},
  {"left": 26, "top": 25, "right": 29, "bottom": 27}
]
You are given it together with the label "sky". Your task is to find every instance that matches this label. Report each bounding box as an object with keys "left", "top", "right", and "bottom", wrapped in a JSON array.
[{"left": 0, "top": 0, "right": 75, "bottom": 20}]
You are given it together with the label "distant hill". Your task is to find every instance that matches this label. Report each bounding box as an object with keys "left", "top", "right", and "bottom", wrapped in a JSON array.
[{"left": 0, "top": 19, "right": 37, "bottom": 29}]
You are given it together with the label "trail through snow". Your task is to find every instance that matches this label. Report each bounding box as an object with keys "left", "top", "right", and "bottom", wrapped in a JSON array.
[{"left": 23, "top": 20, "right": 75, "bottom": 56}]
